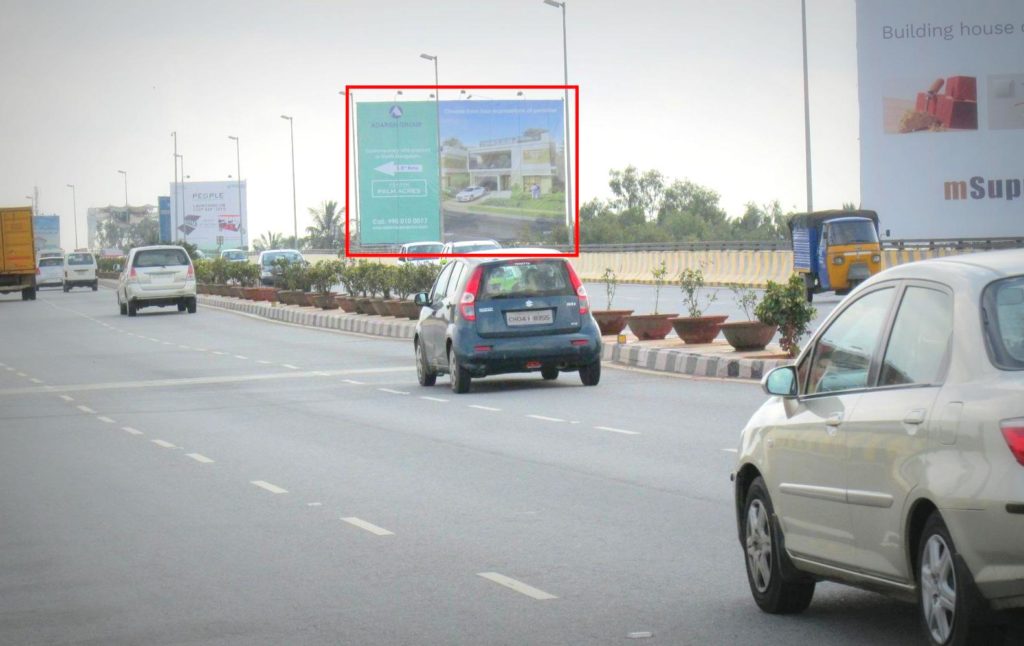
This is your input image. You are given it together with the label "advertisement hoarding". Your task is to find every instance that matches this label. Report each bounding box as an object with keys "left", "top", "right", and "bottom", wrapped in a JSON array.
[
  {"left": 169, "top": 180, "right": 247, "bottom": 251},
  {"left": 33, "top": 215, "right": 60, "bottom": 252},
  {"left": 857, "top": 0, "right": 1024, "bottom": 238}
]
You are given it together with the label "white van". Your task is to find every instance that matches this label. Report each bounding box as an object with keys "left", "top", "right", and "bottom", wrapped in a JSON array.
[{"left": 63, "top": 251, "right": 98, "bottom": 291}]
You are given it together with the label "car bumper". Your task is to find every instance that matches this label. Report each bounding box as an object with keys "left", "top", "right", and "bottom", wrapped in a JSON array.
[
  {"left": 125, "top": 282, "right": 196, "bottom": 302},
  {"left": 944, "top": 506, "right": 1024, "bottom": 609},
  {"left": 453, "top": 332, "right": 602, "bottom": 377},
  {"left": 38, "top": 278, "right": 63, "bottom": 286}
]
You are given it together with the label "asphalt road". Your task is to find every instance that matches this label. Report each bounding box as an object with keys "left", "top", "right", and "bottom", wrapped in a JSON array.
[{"left": 0, "top": 285, "right": 930, "bottom": 645}]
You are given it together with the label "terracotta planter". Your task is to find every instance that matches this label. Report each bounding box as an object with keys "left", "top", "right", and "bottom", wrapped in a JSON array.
[
  {"left": 720, "top": 321, "right": 778, "bottom": 351},
  {"left": 625, "top": 313, "right": 678, "bottom": 340},
  {"left": 354, "top": 298, "right": 373, "bottom": 314},
  {"left": 383, "top": 299, "right": 406, "bottom": 317},
  {"left": 591, "top": 309, "right": 634, "bottom": 336},
  {"left": 276, "top": 290, "right": 295, "bottom": 305},
  {"left": 400, "top": 300, "right": 422, "bottom": 320},
  {"left": 229, "top": 286, "right": 246, "bottom": 299},
  {"left": 670, "top": 314, "right": 729, "bottom": 344},
  {"left": 335, "top": 295, "right": 357, "bottom": 312},
  {"left": 297, "top": 292, "right": 317, "bottom": 307},
  {"left": 242, "top": 287, "right": 261, "bottom": 300},
  {"left": 258, "top": 287, "right": 279, "bottom": 303},
  {"left": 314, "top": 293, "right": 339, "bottom": 310},
  {"left": 368, "top": 298, "right": 391, "bottom": 316}
]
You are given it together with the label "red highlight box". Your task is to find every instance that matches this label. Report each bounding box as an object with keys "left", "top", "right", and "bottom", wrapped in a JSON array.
[{"left": 344, "top": 84, "right": 580, "bottom": 259}]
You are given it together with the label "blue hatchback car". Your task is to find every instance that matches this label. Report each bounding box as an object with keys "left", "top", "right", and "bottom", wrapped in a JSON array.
[{"left": 413, "top": 254, "right": 602, "bottom": 393}]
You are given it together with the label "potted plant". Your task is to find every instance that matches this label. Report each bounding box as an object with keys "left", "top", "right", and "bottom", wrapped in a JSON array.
[
  {"left": 334, "top": 261, "right": 358, "bottom": 312},
  {"left": 670, "top": 267, "right": 728, "bottom": 344},
  {"left": 625, "top": 261, "right": 678, "bottom": 340},
  {"left": 380, "top": 265, "right": 407, "bottom": 317},
  {"left": 754, "top": 274, "right": 817, "bottom": 358},
  {"left": 719, "top": 284, "right": 778, "bottom": 351},
  {"left": 392, "top": 263, "right": 421, "bottom": 319},
  {"left": 279, "top": 259, "right": 313, "bottom": 306},
  {"left": 194, "top": 258, "right": 212, "bottom": 295},
  {"left": 364, "top": 263, "right": 392, "bottom": 316},
  {"left": 590, "top": 268, "right": 634, "bottom": 336},
  {"left": 310, "top": 260, "right": 340, "bottom": 309}
]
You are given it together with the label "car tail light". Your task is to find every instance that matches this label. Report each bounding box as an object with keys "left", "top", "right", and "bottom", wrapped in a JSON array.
[
  {"left": 128, "top": 267, "right": 138, "bottom": 282},
  {"left": 1001, "top": 419, "right": 1024, "bottom": 466},
  {"left": 186, "top": 264, "right": 194, "bottom": 279},
  {"left": 35, "top": 267, "right": 40, "bottom": 275},
  {"left": 571, "top": 339, "right": 589, "bottom": 346},
  {"left": 564, "top": 261, "right": 589, "bottom": 315},
  {"left": 473, "top": 345, "right": 492, "bottom": 353},
  {"left": 460, "top": 266, "right": 483, "bottom": 321}
]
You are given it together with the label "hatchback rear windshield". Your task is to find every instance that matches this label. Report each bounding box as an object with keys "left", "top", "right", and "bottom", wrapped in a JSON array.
[
  {"left": 983, "top": 276, "right": 1024, "bottom": 370},
  {"left": 39, "top": 258, "right": 63, "bottom": 267},
  {"left": 133, "top": 249, "right": 190, "bottom": 267},
  {"left": 479, "top": 260, "right": 572, "bottom": 299},
  {"left": 404, "top": 243, "right": 443, "bottom": 255},
  {"left": 66, "top": 253, "right": 94, "bottom": 266}
]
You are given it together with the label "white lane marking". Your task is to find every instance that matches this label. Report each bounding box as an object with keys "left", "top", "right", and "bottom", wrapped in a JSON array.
[
  {"left": 76, "top": 405, "right": 96, "bottom": 414},
  {"left": 186, "top": 453, "right": 214, "bottom": 464},
  {"left": 16, "top": 372, "right": 26, "bottom": 377},
  {"left": 477, "top": 572, "right": 558, "bottom": 600},
  {"left": 60, "top": 395, "right": 75, "bottom": 402},
  {"left": 234, "top": 355, "right": 248, "bottom": 360},
  {"left": 151, "top": 439, "right": 177, "bottom": 449},
  {"left": 256, "top": 360, "right": 272, "bottom": 365},
  {"left": 595, "top": 426, "right": 641, "bottom": 436},
  {"left": 4, "top": 367, "right": 13, "bottom": 371},
  {"left": 96, "top": 416, "right": 116, "bottom": 424},
  {"left": 162, "top": 341, "right": 173, "bottom": 346},
  {"left": 527, "top": 414, "right": 564, "bottom": 423},
  {"left": 314, "top": 371, "right": 330, "bottom": 377},
  {"left": 721, "top": 448, "right": 739, "bottom": 453},
  {"left": 378, "top": 388, "right": 409, "bottom": 395},
  {"left": 469, "top": 404, "right": 501, "bottom": 412},
  {"left": 251, "top": 480, "right": 288, "bottom": 494},
  {"left": 29, "top": 378, "right": 43, "bottom": 384},
  {"left": 420, "top": 396, "right": 449, "bottom": 403},
  {"left": 307, "top": 502, "right": 323, "bottom": 507},
  {"left": 212, "top": 351, "right": 227, "bottom": 355},
  {"left": 341, "top": 517, "right": 394, "bottom": 536},
  {"left": 282, "top": 364, "right": 300, "bottom": 370},
  {"left": 343, "top": 379, "right": 365, "bottom": 385},
  {"left": 178, "top": 345, "right": 191, "bottom": 350},
  {"left": 122, "top": 426, "right": 143, "bottom": 435}
]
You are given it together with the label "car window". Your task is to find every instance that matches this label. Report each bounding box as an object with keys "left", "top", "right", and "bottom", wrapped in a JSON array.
[
  {"left": 983, "top": 276, "right": 1024, "bottom": 370},
  {"left": 457, "top": 243, "right": 500, "bottom": 253},
  {"left": 430, "top": 262, "right": 455, "bottom": 303},
  {"left": 445, "top": 263, "right": 465, "bottom": 301},
  {"left": 479, "top": 260, "right": 572, "bottom": 299},
  {"left": 133, "top": 249, "right": 190, "bottom": 267},
  {"left": 39, "top": 258, "right": 63, "bottom": 267},
  {"left": 879, "top": 287, "right": 953, "bottom": 386},
  {"left": 66, "top": 253, "right": 94, "bottom": 266},
  {"left": 804, "top": 287, "right": 894, "bottom": 395},
  {"left": 261, "top": 252, "right": 301, "bottom": 266}
]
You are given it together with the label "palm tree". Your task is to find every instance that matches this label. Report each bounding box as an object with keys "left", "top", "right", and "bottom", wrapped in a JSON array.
[
  {"left": 306, "top": 200, "right": 344, "bottom": 249},
  {"left": 254, "top": 230, "right": 285, "bottom": 252}
]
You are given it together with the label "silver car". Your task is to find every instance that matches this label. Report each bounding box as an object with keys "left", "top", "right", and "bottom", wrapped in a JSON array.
[{"left": 733, "top": 248, "right": 1024, "bottom": 646}]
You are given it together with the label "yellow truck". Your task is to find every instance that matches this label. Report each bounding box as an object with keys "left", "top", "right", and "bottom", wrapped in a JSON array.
[{"left": 0, "top": 207, "right": 38, "bottom": 300}]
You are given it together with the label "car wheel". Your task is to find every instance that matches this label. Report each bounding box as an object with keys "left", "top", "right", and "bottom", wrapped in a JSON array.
[
  {"left": 743, "top": 476, "right": 815, "bottom": 614},
  {"left": 918, "top": 512, "right": 985, "bottom": 646},
  {"left": 416, "top": 340, "right": 437, "bottom": 387},
  {"left": 119, "top": 300, "right": 127, "bottom": 315},
  {"left": 63, "top": 284, "right": 69, "bottom": 293},
  {"left": 177, "top": 302, "right": 186, "bottom": 312},
  {"left": 92, "top": 281, "right": 98, "bottom": 291},
  {"left": 186, "top": 297, "right": 197, "bottom": 314},
  {"left": 541, "top": 366, "right": 559, "bottom": 381},
  {"left": 127, "top": 300, "right": 137, "bottom": 317},
  {"left": 579, "top": 359, "right": 601, "bottom": 386},
  {"left": 448, "top": 345, "right": 470, "bottom": 394}
]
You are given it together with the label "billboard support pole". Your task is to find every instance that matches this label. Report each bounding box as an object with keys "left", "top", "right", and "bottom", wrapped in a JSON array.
[
  {"left": 801, "top": 0, "right": 813, "bottom": 212},
  {"left": 229, "top": 135, "right": 244, "bottom": 249},
  {"left": 421, "top": 53, "right": 443, "bottom": 243}
]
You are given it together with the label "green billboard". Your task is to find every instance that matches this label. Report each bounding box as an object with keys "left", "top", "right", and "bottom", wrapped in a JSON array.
[{"left": 356, "top": 102, "right": 440, "bottom": 244}]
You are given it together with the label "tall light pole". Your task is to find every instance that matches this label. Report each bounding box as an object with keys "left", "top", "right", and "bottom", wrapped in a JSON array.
[
  {"left": 280, "top": 115, "right": 298, "bottom": 246},
  {"left": 420, "top": 53, "right": 444, "bottom": 242},
  {"left": 117, "top": 170, "right": 128, "bottom": 207},
  {"left": 25, "top": 194, "right": 34, "bottom": 217},
  {"left": 543, "top": 0, "right": 573, "bottom": 247},
  {"left": 801, "top": 0, "right": 813, "bottom": 212},
  {"left": 66, "top": 184, "right": 78, "bottom": 248},
  {"left": 228, "top": 135, "right": 244, "bottom": 248},
  {"left": 171, "top": 131, "right": 179, "bottom": 240},
  {"left": 176, "top": 154, "right": 187, "bottom": 241}
]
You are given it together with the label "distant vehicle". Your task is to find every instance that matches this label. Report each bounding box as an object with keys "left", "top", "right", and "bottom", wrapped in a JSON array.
[
  {"left": 220, "top": 249, "right": 248, "bottom": 263},
  {"left": 63, "top": 251, "right": 98, "bottom": 291},
  {"left": 257, "top": 249, "right": 304, "bottom": 286},
  {"left": 38, "top": 249, "right": 64, "bottom": 260},
  {"left": 116, "top": 245, "right": 197, "bottom": 317},
  {"left": 0, "top": 207, "right": 37, "bottom": 300},
  {"left": 398, "top": 241, "right": 443, "bottom": 264},
  {"left": 440, "top": 240, "right": 501, "bottom": 256},
  {"left": 734, "top": 248, "right": 1024, "bottom": 646},
  {"left": 455, "top": 186, "right": 486, "bottom": 202},
  {"left": 789, "top": 209, "right": 882, "bottom": 302},
  {"left": 413, "top": 255, "right": 601, "bottom": 393},
  {"left": 36, "top": 256, "right": 64, "bottom": 289}
]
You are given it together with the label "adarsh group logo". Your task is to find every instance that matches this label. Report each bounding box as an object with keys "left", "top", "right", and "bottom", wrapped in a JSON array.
[
  {"left": 944, "top": 175, "right": 1023, "bottom": 201},
  {"left": 388, "top": 105, "right": 403, "bottom": 119}
]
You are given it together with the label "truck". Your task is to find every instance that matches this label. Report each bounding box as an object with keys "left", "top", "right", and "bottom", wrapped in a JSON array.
[
  {"left": 0, "top": 207, "right": 38, "bottom": 300},
  {"left": 788, "top": 209, "right": 882, "bottom": 302}
]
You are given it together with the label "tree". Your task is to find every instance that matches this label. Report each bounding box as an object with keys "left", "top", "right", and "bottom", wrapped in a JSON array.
[
  {"left": 306, "top": 200, "right": 344, "bottom": 249},
  {"left": 254, "top": 230, "right": 285, "bottom": 252},
  {"left": 608, "top": 166, "right": 665, "bottom": 221}
]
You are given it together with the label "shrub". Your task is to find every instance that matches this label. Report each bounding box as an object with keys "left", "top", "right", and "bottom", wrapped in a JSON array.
[
  {"left": 678, "top": 267, "right": 717, "bottom": 318},
  {"left": 755, "top": 274, "right": 817, "bottom": 357},
  {"left": 651, "top": 260, "right": 669, "bottom": 315},
  {"left": 309, "top": 260, "right": 341, "bottom": 295},
  {"left": 601, "top": 268, "right": 617, "bottom": 310}
]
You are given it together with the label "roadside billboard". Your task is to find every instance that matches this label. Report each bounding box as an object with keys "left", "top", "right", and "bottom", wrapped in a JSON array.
[
  {"left": 169, "top": 180, "right": 247, "bottom": 251},
  {"left": 33, "top": 215, "right": 60, "bottom": 252},
  {"left": 857, "top": 0, "right": 1024, "bottom": 238}
]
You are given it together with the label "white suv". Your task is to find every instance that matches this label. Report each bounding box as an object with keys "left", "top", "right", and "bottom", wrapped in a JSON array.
[
  {"left": 116, "top": 245, "right": 196, "bottom": 317},
  {"left": 63, "top": 251, "right": 98, "bottom": 291}
]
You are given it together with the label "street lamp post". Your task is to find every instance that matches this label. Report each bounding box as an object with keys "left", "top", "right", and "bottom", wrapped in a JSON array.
[
  {"left": 420, "top": 53, "right": 444, "bottom": 242},
  {"left": 176, "top": 154, "right": 188, "bottom": 241},
  {"left": 543, "top": 0, "right": 573, "bottom": 247},
  {"left": 280, "top": 115, "right": 298, "bottom": 246},
  {"left": 171, "top": 131, "right": 179, "bottom": 240},
  {"left": 25, "top": 194, "right": 34, "bottom": 217},
  {"left": 117, "top": 170, "right": 128, "bottom": 207},
  {"left": 228, "top": 135, "right": 244, "bottom": 248},
  {"left": 801, "top": 0, "right": 813, "bottom": 212},
  {"left": 66, "top": 184, "right": 78, "bottom": 248}
]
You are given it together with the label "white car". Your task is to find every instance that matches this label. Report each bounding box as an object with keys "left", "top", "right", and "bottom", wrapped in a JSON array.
[
  {"left": 36, "top": 256, "right": 64, "bottom": 289},
  {"left": 63, "top": 251, "right": 98, "bottom": 291},
  {"left": 116, "top": 245, "right": 196, "bottom": 317},
  {"left": 455, "top": 186, "right": 486, "bottom": 202},
  {"left": 398, "top": 241, "right": 443, "bottom": 264},
  {"left": 440, "top": 240, "right": 501, "bottom": 256},
  {"left": 733, "top": 248, "right": 1024, "bottom": 646}
]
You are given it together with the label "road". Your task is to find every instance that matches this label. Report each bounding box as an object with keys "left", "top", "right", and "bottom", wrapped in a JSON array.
[{"left": 1, "top": 286, "right": 926, "bottom": 645}]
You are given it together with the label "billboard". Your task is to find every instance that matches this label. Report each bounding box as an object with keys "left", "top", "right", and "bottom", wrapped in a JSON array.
[
  {"left": 169, "top": 180, "right": 247, "bottom": 251},
  {"left": 857, "top": 0, "right": 1024, "bottom": 238},
  {"left": 354, "top": 98, "right": 567, "bottom": 246},
  {"left": 33, "top": 215, "right": 60, "bottom": 251}
]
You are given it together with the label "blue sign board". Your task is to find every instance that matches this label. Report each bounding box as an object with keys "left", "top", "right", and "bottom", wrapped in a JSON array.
[
  {"left": 158, "top": 196, "right": 171, "bottom": 243},
  {"left": 33, "top": 215, "right": 61, "bottom": 251}
]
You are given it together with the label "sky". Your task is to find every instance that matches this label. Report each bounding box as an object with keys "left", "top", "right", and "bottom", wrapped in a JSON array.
[{"left": 0, "top": 0, "right": 860, "bottom": 249}]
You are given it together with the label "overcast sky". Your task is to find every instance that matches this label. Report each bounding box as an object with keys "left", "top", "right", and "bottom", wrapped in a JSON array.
[{"left": 0, "top": 0, "right": 859, "bottom": 248}]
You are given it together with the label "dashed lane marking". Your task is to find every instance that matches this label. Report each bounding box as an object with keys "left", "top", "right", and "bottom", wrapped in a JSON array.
[
  {"left": 29, "top": 378, "right": 42, "bottom": 384},
  {"left": 343, "top": 379, "right": 365, "bottom": 385},
  {"left": 341, "top": 517, "right": 394, "bottom": 536},
  {"left": 122, "top": 427, "right": 143, "bottom": 435},
  {"left": 96, "top": 416, "right": 116, "bottom": 424},
  {"left": 186, "top": 453, "right": 214, "bottom": 464},
  {"left": 76, "top": 405, "right": 96, "bottom": 414},
  {"left": 307, "top": 502, "right": 323, "bottom": 507},
  {"left": 234, "top": 355, "right": 248, "bottom": 360},
  {"left": 16, "top": 372, "right": 26, "bottom": 377},
  {"left": 151, "top": 439, "right": 177, "bottom": 449},
  {"left": 60, "top": 395, "right": 74, "bottom": 402},
  {"left": 721, "top": 448, "right": 738, "bottom": 453},
  {"left": 420, "top": 396, "right": 448, "bottom": 403},
  {"left": 594, "top": 426, "right": 641, "bottom": 436},
  {"left": 282, "top": 364, "right": 300, "bottom": 370},
  {"left": 256, "top": 360, "right": 272, "bottom": 365},
  {"left": 212, "top": 351, "right": 227, "bottom": 356},
  {"left": 469, "top": 404, "right": 501, "bottom": 412},
  {"left": 476, "top": 572, "right": 557, "bottom": 600},
  {"left": 378, "top": 388, "right": 409, "bottom": 395},
  {"left": 527, "top": 414, "right": 564, "bottom": 423},
  {"left": 251, "top": 480, "right": 288, "bottom": 494}
]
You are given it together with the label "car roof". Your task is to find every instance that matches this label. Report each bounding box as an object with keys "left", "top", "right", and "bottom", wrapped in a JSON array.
[
  {"left": 129, "top": 245, "right": 188, "bottom": 254},
  {"left": 401, "top": 241, "right": 442, "bottom": 247},
  {"left": 259, "top": 248, "right": 302, "bottom": 255},
  {"left": 449, "top": 239, "right": 499, "bottom": 246}
]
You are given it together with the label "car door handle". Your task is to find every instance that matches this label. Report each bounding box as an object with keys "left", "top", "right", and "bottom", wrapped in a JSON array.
[
  {"left": 903, "top": 409, "right": 927, "bottom": 425},
  {"left": 825, "top": 412, "right": 843, "bottom": 427}
]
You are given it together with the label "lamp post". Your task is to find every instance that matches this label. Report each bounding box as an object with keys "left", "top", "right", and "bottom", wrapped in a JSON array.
[
  {"left": 66, "top": 184, "right": 78, "bottom": 248},
  {"left": 176, "top": 154, "right": 187, "bottom": 241},
  {"left": 280, "top": 115, "right": 298, "bottom": 246},
  {"left": 117, "top": 170, "right": 128, "bottom": 207},
  {"left": 228, "top": 135, "right": 244, "bottom": 248},
  {"left": 420, "top": 53, "right": 444, "bottom": 242},
  {"left": 801, "top": 0, "right": 813, "bottom": 212},
  {"left": 543, "top": 0, "right": 573, "bottom": 246},
  {"left": 25, "top": 194, "right": 34, "bottom": 217},
  {"left": 171, "top": 131, "right": 179, "bottom": 240}
]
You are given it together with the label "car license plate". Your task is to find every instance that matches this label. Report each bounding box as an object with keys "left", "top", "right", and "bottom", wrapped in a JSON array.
[
  {"left": 152, "top": 273, "right": 172, "bottom": 284},
  {"left": 506, "top": 309, "right": 553, "bottom": 326}
]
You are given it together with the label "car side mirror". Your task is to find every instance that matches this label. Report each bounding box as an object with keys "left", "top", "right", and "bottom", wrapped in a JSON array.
[
  {"left": 414, "top": 292, "right": 429, "bottom": 307},
  {"left": 762, "top": 366, "right": 797, "bottom": 398}
]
